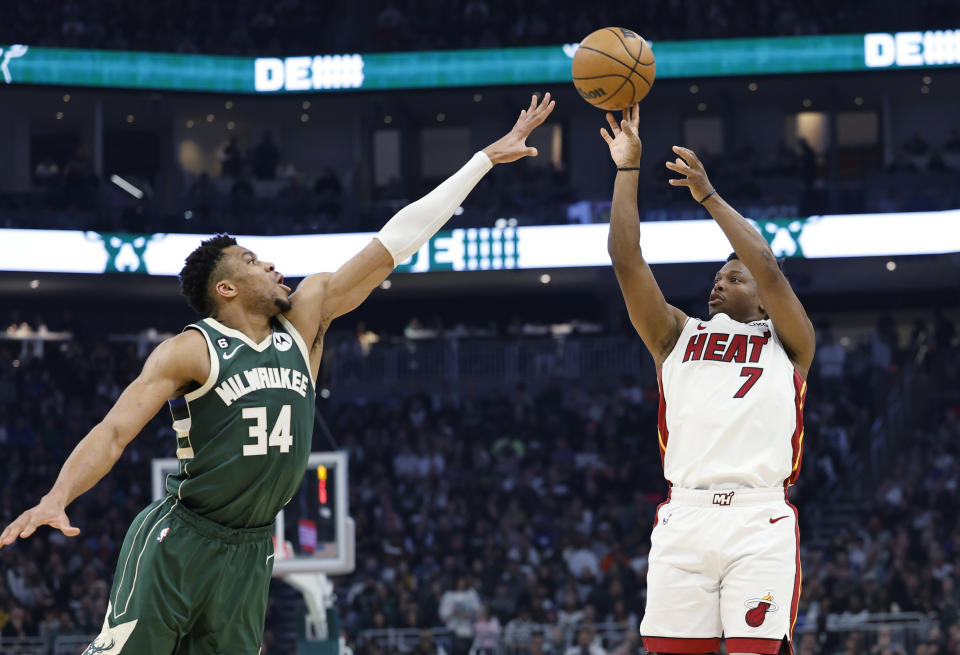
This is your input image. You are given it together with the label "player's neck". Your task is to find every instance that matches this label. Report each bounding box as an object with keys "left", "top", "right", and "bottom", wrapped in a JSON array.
[
  {"left": 723, "top": 310, "right": 767, "bottom": 324},
  {"left": 210, "top": 307, "right": 273, "bottom": 343}
]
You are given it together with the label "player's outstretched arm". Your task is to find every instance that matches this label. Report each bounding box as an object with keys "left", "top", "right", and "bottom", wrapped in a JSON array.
[
  {"left": 0, "top": 330, "right": 207, "bottom": 548},
  {"left": 602, "top": 104, "right": 687, "bottom": 367},
  {"left": 666, "top": 145, "right": 815, "bottom": 377},
  {"left": 286, "top": 92, "right": 557, "bottom": 344}
]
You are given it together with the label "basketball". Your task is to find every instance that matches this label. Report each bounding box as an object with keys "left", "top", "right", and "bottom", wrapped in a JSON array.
[{"left": 572, "top": 27, "right": 656, "bottom": 110}]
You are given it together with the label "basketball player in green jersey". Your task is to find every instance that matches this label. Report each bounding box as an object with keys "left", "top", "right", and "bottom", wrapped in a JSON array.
[{"left": 0, "top": 93, "right": 555, "bottom": 654}]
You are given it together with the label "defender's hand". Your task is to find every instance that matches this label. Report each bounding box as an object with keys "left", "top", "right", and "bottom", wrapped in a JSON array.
[
  {"left": 482, "top": 92, "right": 556, "bottom": 164},
  {"left": 0, "top": 498, "right": 80, "bottom": 548},
  {"left": 600, "top": 103, "right": 642, "bottom": 168},
  {"left": 665, "top": 145, "right": 714, "bottom": 202}
]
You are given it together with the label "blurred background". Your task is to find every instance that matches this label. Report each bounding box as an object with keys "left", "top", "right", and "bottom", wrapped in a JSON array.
[{"left": 1, "top": 1, "right": 959, "bottom": 654}]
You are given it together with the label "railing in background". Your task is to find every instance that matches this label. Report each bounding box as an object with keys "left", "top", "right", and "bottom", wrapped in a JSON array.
[{"left": 0, "top": 634, "right": 97, "bottom": 655}]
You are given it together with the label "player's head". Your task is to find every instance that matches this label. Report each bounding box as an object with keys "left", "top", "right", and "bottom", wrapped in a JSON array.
[
  {"left": 708, "top": 253, "right": 783, "bottom": 321},
  {"left": 179, "top": 234, "right": 292, "bottom": 317}
]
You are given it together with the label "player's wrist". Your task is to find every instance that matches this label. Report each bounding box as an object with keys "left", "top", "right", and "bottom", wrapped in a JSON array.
[{"left": 41, "top": 491, "right": 68, "bottom": 509}]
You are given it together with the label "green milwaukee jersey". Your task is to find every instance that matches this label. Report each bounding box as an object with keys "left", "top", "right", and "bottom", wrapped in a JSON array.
[{"left": 165, "top": 316, "right": 315, "bottom": 528}]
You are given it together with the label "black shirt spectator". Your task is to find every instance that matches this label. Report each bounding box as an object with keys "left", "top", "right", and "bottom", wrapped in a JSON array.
[{"left": 251, "top": 131, "right": 280, "bottom": 181}]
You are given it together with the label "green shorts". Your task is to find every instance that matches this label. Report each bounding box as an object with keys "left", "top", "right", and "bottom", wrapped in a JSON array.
[{"left": 84, "top": 495, "right": 275, "bottom": 655}]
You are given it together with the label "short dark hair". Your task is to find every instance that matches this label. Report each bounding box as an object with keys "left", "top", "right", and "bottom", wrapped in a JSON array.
[
  {"left": 179, "top": 234, "right": 237, "bottom": 315},
  {"left": 726, "top": 251, "right": 786, "bottom": 273}
]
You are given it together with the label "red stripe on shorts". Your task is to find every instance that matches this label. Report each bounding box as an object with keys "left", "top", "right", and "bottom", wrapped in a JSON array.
[
  {"left": 725, "top": 636, "right": 783, "bottom": 654},
  {"left": 787, "top": 491, "right": 802, "bottom": 645},
  {"left": 642, "top": 636, "right": 720, "bottom": 654}
]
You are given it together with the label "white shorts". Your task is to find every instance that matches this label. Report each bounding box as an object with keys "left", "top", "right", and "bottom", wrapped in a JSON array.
[{"left": 640, "top": 487, "right": 801, "bottom": 655}]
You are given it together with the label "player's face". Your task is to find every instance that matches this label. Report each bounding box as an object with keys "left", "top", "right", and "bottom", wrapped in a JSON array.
[
  {"left": 223, "top": 246, "right": 292, "bottom": 314},
  {"left": 708, "top": 260, "right": 763, "bottom": 320}
]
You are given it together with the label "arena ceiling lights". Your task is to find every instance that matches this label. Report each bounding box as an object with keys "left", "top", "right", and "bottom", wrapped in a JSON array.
[
  {"left": 1, "top": 30, "right": 958, "bottom": 93},
  {"left": 1, "top": 210, "right": 958, "bottom": 277}
]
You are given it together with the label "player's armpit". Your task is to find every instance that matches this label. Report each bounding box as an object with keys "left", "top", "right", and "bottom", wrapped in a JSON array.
[
  {"left": 102, "top": 330, "right": 209, "bottom": 449},
  {"left": 611, "top": 256, "right": 687, "bottom": 367}
]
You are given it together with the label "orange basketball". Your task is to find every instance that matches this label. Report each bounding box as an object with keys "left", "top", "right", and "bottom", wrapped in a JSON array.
[{"left": 572, "top": 27, "right": 656, "bottom": 110}]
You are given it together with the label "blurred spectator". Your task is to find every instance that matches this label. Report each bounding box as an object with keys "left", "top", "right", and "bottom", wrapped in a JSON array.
[
  {"left": 219, "top": 135, "right": 246, "bottom": 178},
  {"left": 64, "top": 146, "right": 98, "bottom": 209},
  {"left": 471, "top": 604, "right": 501, "bottom": 654},
  {"left": 504, "top": 606, "right": 537, "bottom": 650},
  {"left": 34, "top": 156, "right": 61, "bottom": 189},
  {"left": 903, "top": 132, "right": 930, "bottom": 156},
  {"left": 185, "top": 172, "right": 219, "bottom": 220},
  {"left": 414, "top": 629, "right": 449, "bottom": 655},
  {"left": 563, "top": 627, "right": 606, "bottom": 655},
  {"left": 945, "top": 129, "right": 960, "bottom": 154},
  {"left": 251, "top": 131, "right": 280, "bottom": 181},
  {"left": 314, "top": 167, "right": 343, "bottom": 220},
  {"left": 439, "top": 575, "right": 480, "bottom": 655},
  {"left": 817, "top": 326, "right": 846, "bottom": 392}
]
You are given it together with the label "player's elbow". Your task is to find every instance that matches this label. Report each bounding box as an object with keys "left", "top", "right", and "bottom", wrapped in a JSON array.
[
  {"left": 95, "top": 420, "right": 130, "bottom": 461},
  {"left": 608, "top": 237, "right": 641, "bottom": 262},
  {"left": 608, "top": 246, "right": 644, "bottom": 271}
]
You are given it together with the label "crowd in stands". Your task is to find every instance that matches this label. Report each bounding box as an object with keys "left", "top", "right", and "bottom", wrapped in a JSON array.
[
  {"left": 0, "top": 308, "right": 957, "bottom": 654},
  {"left": 0, "top": 0, "right": 952, "bottom": 56}
]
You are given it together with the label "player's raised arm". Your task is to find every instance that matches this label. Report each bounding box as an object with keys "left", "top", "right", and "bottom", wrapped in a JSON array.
[
  {"left": 286, "top": 92, "right": 557, "bottom": 344},
  {"left": 666, "top": 145, "right": 815, "bottom": 377},
  {"left": 0, "top": 330, "right": 207, "bottom": 548},
  {"left": 601, "top": 104, "right": 687, "bottom": 367}
]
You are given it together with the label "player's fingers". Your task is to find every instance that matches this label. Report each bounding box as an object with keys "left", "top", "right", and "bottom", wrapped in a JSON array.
[
  {"left": 538, "top": 91, "right": 552, "bottom": 111},
  {"left": 18, "top": 517, "right": 43, "bottom": 539},
  {"left": 528, "top": 93, "right": 538, "bottom": 112},
  {"left": 605, "top": 112, "right": 620, "bottom": 135},
  {"left": 55, "top": 520, "right": 80, "bottom": 537},
  {"left": 600, "top": 128, "right": 613, "bottom": 145},
  {"left": 667, "top": 178, "right": 690, "bottom": 186},
  {"left": 620, "top": 120, "right": 637, "bottom": 138},
  {"left": 0, "top": 525, "right": 17, "bottom": 546},
  {"left": 0, "top": 515, "right": 29, "bottom": 545},
  {"left": 531, "top": 100, "right": 555, "bottom": 126},
  {"left": 673, "top": 145, "right": 702, "bottom": 167},
  {"left": 631, "top": 103, "right": 640, "bottom": 127},
  {"left": 664, "top": 161, "right": 689, "bottom": 174},
  {"left": 526, "top": 147, "right": 539, "bottom": 157}
]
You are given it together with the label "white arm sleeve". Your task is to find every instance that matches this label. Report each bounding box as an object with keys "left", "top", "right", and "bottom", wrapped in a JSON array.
[{"left": 375, "top": 151, "right": 492, "bottom": 265}]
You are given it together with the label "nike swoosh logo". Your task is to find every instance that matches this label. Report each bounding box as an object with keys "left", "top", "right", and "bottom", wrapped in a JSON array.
[
  {"left": 697, "top": 323, "right": 707, "bottom": 330},
  {"left": 769, "top": 515, "right": 789, "bottom": 524},
  {"left": 222, "top": 344, "right": 244, "bottom": 360}
]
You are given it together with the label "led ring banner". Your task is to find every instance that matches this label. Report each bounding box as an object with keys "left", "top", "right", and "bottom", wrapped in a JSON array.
[
  {"left": 1, "top": 30, "right": 958, "bottom": 93},
  {"left": 1, "top": 210, "right": 958, "bottom": 276}
]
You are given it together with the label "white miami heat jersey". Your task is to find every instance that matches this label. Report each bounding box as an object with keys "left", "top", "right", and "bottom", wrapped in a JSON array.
[{"left": 657, "top": 313, "right": 806, "bottom": 489}]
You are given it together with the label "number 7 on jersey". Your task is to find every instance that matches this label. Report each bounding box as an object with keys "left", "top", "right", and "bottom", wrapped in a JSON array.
[{"left": 734, "top": 367, "right": 763, "bottom": 398}]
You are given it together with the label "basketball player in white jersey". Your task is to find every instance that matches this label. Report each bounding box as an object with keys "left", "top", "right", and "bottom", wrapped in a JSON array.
[{"left": 601, "top": 105, "right": 815, "bottom": 655}]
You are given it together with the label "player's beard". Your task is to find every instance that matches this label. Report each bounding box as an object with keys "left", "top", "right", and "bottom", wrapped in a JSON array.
[{"left": 273, "top": 295, "right": 292, "bottom": 313}]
